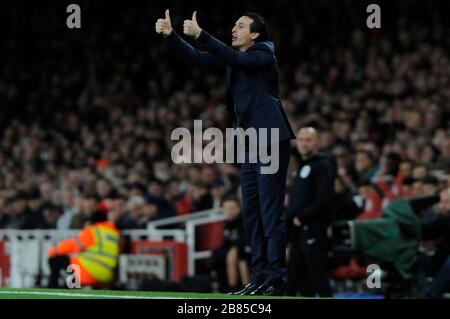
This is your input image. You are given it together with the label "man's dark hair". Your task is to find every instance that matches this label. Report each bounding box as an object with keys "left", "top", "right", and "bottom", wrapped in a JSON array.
[
  {"left": 41, "top": 202, "right": 62, "bottom": 215},
  {"left": 223, "top": 195, "right": 241, "bottom": 207},
  {"left": 356, "top": 150, "right": 374, "bottom": 162},
  {"left": 90, "top": 210, "right": 108, "bottom": 224},
  {"left": 423, "top": 176, "right": 439, "bottom": 186},
  {"left": 243, "top": 12, "right": 269, "bottom": 42}
]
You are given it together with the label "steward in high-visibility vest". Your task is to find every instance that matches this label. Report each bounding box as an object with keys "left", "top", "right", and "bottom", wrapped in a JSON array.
[{"left": 48, "top": 210, "right": 120, "bottom": 288}]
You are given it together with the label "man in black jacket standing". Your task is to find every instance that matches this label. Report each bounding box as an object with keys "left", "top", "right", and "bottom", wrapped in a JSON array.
[
  {"left": 286, "top": 127, "right": 336, "bottom": 297},
  {"left": 156, "top": 10, "right": 295, "bottom": 296}
]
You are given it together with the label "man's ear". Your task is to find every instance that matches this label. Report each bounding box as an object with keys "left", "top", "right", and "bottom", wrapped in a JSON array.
[{"left": 250, "top": 32, "right": 260, "bottom": 41}]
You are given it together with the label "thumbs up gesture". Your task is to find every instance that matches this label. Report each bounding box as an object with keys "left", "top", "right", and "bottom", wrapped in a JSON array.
[
  {"left": 155, "top": 9, "right": 173, "bottom": 37},
  {"left": 183, "top": 11, "right": 202, "bottom": 39}
]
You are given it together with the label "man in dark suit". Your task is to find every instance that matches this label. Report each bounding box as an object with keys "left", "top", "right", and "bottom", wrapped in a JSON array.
[{"left": 156, "top": 10, "right": 295, "bottom": 295}]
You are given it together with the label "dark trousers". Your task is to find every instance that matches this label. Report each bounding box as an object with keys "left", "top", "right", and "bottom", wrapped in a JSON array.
[
  {"left": 287, "top": 225, "right": 332, "bottom": 297},
  {"left": 240, "top": 139, "right": 291, "bottom": 287},
  {"left": 211, "top": 244, "right": 232, "bottom": 293},
  {"left": 426, "top": 256, "right": 450, "bottom": 298},
  {"left": 48, "top": 255, "right": 70, "bottom": 288}
]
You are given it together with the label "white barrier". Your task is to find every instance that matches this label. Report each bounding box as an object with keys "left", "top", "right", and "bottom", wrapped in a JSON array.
[
  {"left": 0, "top": 208, "right": 226, "bottom": 287},
  {"left": 0, "top": 230, "right": 79, "bottom": 288},
  {"left": 147, "top": 208, "right": 227, "bottom": 275}
]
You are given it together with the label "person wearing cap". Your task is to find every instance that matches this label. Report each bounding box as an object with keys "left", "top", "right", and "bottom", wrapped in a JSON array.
[{"left": 47, "top": 209, "right": 120, "bottom": 288}]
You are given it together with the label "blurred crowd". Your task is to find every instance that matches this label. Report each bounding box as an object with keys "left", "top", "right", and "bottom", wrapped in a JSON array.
[{"left": 0, "top": 0, "right": 450, "bottom": 296}]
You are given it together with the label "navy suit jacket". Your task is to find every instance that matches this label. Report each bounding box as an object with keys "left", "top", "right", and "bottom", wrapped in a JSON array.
[{"left": 168, "top": 30, "right": 295, "bottom": 144}]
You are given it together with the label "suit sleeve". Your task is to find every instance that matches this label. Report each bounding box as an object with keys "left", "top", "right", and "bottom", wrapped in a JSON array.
[
  {"left": 297, "top": 161, "right": 335, "bottom": 223},
  {"left": 196, "top": 30, "right": 275, "bottom": 69},
  {"left": 167, "top": 30, "right": 225, "bottom": 69}
]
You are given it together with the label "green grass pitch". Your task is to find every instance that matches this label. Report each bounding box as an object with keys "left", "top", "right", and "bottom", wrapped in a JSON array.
[{"left": 0, "top": 288, "right": 308, "bottom": 299}]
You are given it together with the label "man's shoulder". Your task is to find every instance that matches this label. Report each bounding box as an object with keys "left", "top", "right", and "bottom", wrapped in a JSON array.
[
  {"left": 308, "top": 153, "right": 335, "bottom": 169},
  {"left": 248, "top": 41, "right": 275, "bottom": 53}
]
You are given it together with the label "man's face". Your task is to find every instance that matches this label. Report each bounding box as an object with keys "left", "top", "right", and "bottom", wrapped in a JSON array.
[
  {"left": 82, "top": 198, "right": 97, "bottom": 215},
  {"left": 232, "top": 16, "right": 258, "bottom": 50},
  {"left": 423, "top": 183, "right": 437, "bottom": 195},
  {"left": 355, "top": 152, "right": 371, "bottom": 172},
  {"left": 412, "top": 166, "right": 427, "bottom": 179},
  {"left": 148, "top": 182, "right": 163, "bottom": 197},
  {"left": 223, "top": 200, "right": 240, "bottom": 220},
  {"left": 43, "top": 209, "right": 59, "bottom": 224},
  {"left": 296, "top": 128, "right": 319, "bottom": 157}
]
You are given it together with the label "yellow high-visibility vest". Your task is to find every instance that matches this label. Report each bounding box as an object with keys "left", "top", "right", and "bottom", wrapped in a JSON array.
[{"left": 79, "top": 224, "right": 120, "bottom": 282}]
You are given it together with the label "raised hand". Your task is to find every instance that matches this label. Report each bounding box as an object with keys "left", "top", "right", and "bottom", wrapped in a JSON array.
[
  {"left": 183, "top": 11, "right": 202, "bottom": 39},
  {"left": 155, "top": 9, "right": 172, "bottom": 38}
]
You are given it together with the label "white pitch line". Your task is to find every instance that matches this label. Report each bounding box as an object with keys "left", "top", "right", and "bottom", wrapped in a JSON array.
[{"left": 0, "top": 290, "right": 184, "bottom": 299}]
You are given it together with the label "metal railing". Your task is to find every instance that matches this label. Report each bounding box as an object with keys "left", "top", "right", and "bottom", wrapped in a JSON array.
[
  {"left": 147, "top": 207, "right": 227, "bottom": 275},
  {"left": 0, "top": 207, "right": 227, "bottom": 287}
]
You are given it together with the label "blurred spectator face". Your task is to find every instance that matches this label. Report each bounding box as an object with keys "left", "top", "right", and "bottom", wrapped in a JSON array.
[
  {"left": 421, "top": 145, "right": 436, "bottom": 164},
  {"left": 405, "top": 111, "right": 423, "bottom": 131},
  {"left": 334, "top": 121, "right": 351, "bottom": 141},
  {"left": 96, "top": 180, "right": 111, "bottom": 198},
  {"left": 402, "top": 183, "right": 413, "bottom": 196},
  {"left": 357, "top": 185, "right": 375, "bottom": 199},
  {"left": 446, "top": 176, "right": 450, "bottom": 189},
  {"left": 399, "top": 161, "right": 412, "bottom": 178},
  {"left": 154, "top": 161, "right": 171, "bottom": 182},
  {"left": 412, "top": 165, "right": 427, "bottom": 179},
  {"left": 231, "top": 16, "right": 259, "bottom": 51},
  {"left": 440, "top": 138, "right": 450, "bottom": 159},
  {"left": 406, "top": 144, "right": 421, "bottom": 162},
  {"left": 379, "top": 153, "right": 400, "bottom": 176},
  {"left": 355, "top": 151, "right": 372, "bottom": 173},
  {"left": 211, "top": 184, "right": 225, "bottom": 200},
  {"left": 28, "top": 198, "right": 41, "bottom": 212},
  {"left": 296, "top": 127, "right": 319, "bottom": 157},
  {"left": 126, "top": 196, "right": 145, "bottom": 218},
  {"left": 423, "top": 181, "right": 438, "bottom": 195},
  {"left": 412, "top": 181, "right": 424, "bottom": 196},
  {"left": 187, "top": 167, "right": 201, "bottom": 183},
  {"left": 188, "top": 183, "right": 207, "bottom": 201},
  {"left": 109, "top": 198, "right": 126, "bottom": 222},
  {"left": 201, "top": 167, "right": 216, "bottom": 185},
  {"left": 335, "top": 177, "right": 344, "bottom": 193},
  {"left": 43, "top": 207, "right": 60, "bottom": 226},
  {"left": 332, "top": 146, "right": 347, "bottom": 163},
  {"left": 223, "top": 199, "right": 241, "bottom": 220},
  {"left": 319, "top": 131, "right": 334, "bottom": 150},
  {"left": 167, "top": 181, "right": 181, "bottom": 199},
  {"left": 130, "top": 185, "right": 145, "bottom": 198},
  {"left": 355, "top": 117, "right": 369, "bottom": 132},
  {"left": 425, "top": 111, "right": 440, "bottom": 130},
  {"left": 142, "top": 203, "right": 158, "bottom": 219},
  {"left": 63, "top": 189, "right": 75, "bottom": 207},
  {"left": 82, "top": 197, "right": 97, "bottom": 216},
  {"left": 39, "top": 182, "right": 53, "bottom": 201},
  {"left": 434, "top": 201, "right": 450, "bottom": 215},
  {"left": 148, "top": 181, "right": 163, "bottom": 197},
  {"left": 12, "top": 199, "right": 27, "bottom": 215}
]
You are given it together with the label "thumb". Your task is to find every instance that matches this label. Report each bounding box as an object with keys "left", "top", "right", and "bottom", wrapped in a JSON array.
[
  {"left": 165, "top": 9, "right": 171, "bottom": 22},
  {"left": 192, "top": 11, "right": 197, "bottom": 23}
]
